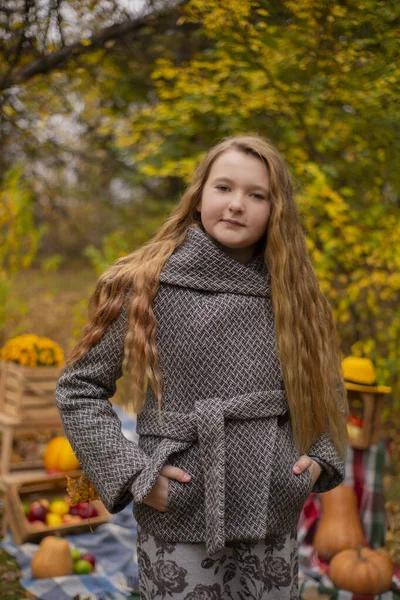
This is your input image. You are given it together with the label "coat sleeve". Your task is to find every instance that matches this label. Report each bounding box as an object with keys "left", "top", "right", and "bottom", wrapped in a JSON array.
[
  {"left": 55, "top": 304, "right": 150, "bottom": 513},
  {"left": 307, "top": 432, "right": 346, "bottom": 493}
]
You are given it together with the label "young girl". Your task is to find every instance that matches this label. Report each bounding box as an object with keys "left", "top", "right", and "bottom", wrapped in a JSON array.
[{"left": 55, "top": 135, "right": 348, "bottom": 599}]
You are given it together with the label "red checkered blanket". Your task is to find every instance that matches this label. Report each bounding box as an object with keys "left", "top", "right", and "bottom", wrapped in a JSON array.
[{"left": 298, "top": 438, "right": 400, "bottom": 599}]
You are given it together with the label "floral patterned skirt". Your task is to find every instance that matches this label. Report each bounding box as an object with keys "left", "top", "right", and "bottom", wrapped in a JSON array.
[{"left": 137, "top": 523, "right": 299, "bottom": 599}]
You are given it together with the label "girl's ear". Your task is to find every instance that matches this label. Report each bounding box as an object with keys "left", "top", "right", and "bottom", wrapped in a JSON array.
[{"left": 195, "top": 200, "right": 202, "bottom": 213}]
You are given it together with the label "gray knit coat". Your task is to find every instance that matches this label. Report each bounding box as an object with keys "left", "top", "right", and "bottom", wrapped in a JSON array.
[{"left": 55, "top": 224, "right": 345, "bottom": 556}]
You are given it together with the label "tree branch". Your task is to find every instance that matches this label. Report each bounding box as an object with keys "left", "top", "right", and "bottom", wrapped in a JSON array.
[
  {"left": 0, "top": 0, "right": 32, "bottom": 88},
  {"left": 0, "top": 0, "right": 187, "bottom": 92},
  {"left": 56, "top": 0, "right": 66, "bottom": 47}
]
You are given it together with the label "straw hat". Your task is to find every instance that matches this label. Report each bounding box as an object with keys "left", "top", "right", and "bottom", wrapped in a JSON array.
[{"left": 342, "top": 356, "right": 391, "bottom": 394}]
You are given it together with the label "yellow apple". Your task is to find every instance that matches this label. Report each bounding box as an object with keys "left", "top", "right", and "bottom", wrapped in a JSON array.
[{"left": 46, "top": 513, "right": 63, "bottom": 527}]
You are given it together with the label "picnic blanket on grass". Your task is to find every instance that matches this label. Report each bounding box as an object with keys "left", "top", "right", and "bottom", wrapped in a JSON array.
[
  {"left": 298, "top": 438, "right": 400, "bottom": 599},
  {"left": 1, "top": 501, "right": 140, "bottom": 600}
]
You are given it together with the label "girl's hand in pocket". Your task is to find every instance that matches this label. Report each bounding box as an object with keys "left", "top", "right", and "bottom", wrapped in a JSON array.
[
  {"left": 292, "top": 455, "right": 322, "bottom": 486},
  {"left": 142, "top": 465, "right": 192, "bottom": 512}
]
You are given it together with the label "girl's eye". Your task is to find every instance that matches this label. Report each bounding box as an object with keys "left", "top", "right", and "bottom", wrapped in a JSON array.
[{"left": 215, "top": 185, "right": 265, "bottom": 200}]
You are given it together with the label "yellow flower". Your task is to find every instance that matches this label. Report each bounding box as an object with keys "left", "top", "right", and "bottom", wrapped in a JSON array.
[{"left": 0, "top": 334, "right": 64, "bottom": 367}]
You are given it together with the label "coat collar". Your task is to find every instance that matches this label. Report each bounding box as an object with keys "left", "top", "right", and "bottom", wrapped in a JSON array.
[{"left": 159, "top": 224, "right": 271, "bottom": 297}]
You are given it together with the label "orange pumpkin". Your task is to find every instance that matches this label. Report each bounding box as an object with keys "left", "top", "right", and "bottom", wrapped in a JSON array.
[
  {"left": 31, "top": 536, "right": 74, "bottom": 578},
  {"left": 43, "top": 436, "right": 80, "bottom": 472},
  {"left": 313, "top": 484, "right": 365, "bottom": 562},
  {"left": 329, "top": 546, "right": 393, "bottom": 594}
]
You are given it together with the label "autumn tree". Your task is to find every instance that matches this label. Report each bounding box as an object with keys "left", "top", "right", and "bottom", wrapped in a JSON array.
[{"left": 109, "top": 0, "right": 400, "bottom": 391}]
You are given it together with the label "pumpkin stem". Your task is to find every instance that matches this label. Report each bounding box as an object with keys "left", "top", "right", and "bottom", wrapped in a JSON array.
[{"left": 357, "top": 545, "right": 366, "bottom": 561}]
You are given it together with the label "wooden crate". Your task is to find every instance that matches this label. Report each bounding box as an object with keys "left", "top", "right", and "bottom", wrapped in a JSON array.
[
  {"left": 0, "top": 360, "right": 63, "bottom": 423},
  {"left": 4, "top": 472, "right": 110, "bottom": 545},
  {"left": 0, "top": 468, "right": 61, "bottom": 493},
  {"left": 0, "top": 360, "right": 64, "bottom": 474},
  {"left": 0, "top": 415, "right": 64, "bottom": 474},
  {"left": 346, "top": 390, "right": 386, "bottom": 449}
]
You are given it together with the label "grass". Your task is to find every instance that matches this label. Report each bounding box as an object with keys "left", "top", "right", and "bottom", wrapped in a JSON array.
[
  {"left": 3, "top": 265, "right": 97, "bottom": 354},
  {"left": 0, "top": 548, "right": 28, "bottom": 599}
]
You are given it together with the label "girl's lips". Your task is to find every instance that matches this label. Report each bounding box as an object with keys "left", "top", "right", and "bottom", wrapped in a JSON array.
[{"left": 222, "top": 220, "right": 244, "bottom": 227}]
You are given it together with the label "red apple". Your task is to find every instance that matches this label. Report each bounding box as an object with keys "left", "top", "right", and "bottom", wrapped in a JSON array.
[
  {"left": 77, "top": 503, "right": 98, "bottom": 519},
  {"left": 347, "top": 415, "right": 363, "bottom": 427},
  {"left": 80, "top": 552, "right": 96, "bottom": 569},
  {"left": 69, "top": 505, "right": 81, "bottom": 516},
  {"left": 27, "top": 501, "right": 49, "bottom": 523}
]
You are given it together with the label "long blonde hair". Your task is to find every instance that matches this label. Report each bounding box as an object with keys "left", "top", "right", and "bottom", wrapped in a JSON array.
[{"left": 66, "top": 134, "right": 349, "bottom": 458}]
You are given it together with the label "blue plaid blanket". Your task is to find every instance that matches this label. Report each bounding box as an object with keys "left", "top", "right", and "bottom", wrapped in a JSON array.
[{"left": 1, "top": 502, "right": 140, "bottom": 599}]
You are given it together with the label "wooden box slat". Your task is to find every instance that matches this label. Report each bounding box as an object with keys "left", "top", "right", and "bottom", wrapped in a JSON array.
[
  {"left": 22, "top": 396, "right": 58, "bottom": 407},
  {"left": 4, "top": 388, "right": 20, "bottom": 401},
  {"left": 3, "top": 393, "right": 19, "bottom": 407},
  {"left": 4, "top": 380, "right": 22, "bottom": 393},
  {"left": 22, "top": 397, "right": 56, "bottom": 409},
  {"left": 4, "top": 363, "right": 63, "bottom": 378},
  {"left": 20, "top": 381, "right": 60, "bottom": 394},
  {"left": 10, "top": 460, "right": 45, "bottom": 471},
  {"left": 5, "top": 473, "right": 109, "bottom": 545},
  {"left": 22, "top": 407, "right": 60, "bottom": 421}
]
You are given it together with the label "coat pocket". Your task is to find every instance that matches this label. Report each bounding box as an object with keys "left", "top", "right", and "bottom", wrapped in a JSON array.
[
  {"left": 266, "top": 423, "right": 314, "bottom": 535},
  {"left": 166, "top": 478, "right": 179, "bottom": 511},
  {"left": 280, "top": 462, "right": 313, "bottom": 504},
  {"left": 163, "top": 442, "right": 204, "bottom": 517},
  {"left": 295, "top": 465, "right": 313, "bottom": 496},
  {"left": 166, "top": 477, "right": 200, "bottom": 517}
]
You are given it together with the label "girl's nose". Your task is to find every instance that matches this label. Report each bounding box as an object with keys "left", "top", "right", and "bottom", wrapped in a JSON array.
[{"left": 228, "top": 193, "right": 245, "bottom": 210}]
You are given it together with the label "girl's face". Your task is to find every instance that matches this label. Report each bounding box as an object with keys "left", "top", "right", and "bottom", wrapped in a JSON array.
[{"left": 196, "top": 149, "right": 271, "bottom": 264}]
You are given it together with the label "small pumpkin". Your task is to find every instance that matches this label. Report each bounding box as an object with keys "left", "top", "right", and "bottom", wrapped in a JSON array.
[
  {"left": 31, "top": 536, "right": 74, "bottom": 578},
  {"left": 329, "top": 546, "right": 393, "bottom": 594},
  {"left": 43, "top": 436, "right": 80, "bottom": 472},
  {"left": 313, "top": 484, "right": 365, "bottom": 562}
]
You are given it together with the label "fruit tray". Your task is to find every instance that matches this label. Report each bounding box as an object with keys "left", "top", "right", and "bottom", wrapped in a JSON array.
[{"left": 5, "top": 472, "right": 110, "bottom": 545}]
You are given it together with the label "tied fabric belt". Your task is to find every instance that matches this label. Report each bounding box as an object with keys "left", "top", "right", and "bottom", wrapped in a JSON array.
[{"left": 134, "top": 390, "right": 289, "bottom": 555}]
